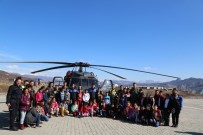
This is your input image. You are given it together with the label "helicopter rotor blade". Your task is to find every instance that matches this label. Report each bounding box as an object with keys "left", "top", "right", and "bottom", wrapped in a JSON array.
[
  {"left": 89, "top": 67, "right": 126, "bottom": 79},
  {"left": 31, "top": 65, "right": 74, "bottom": 74},
  {"left": 0, "top": 61, "right": 74, "bottom": 65},
  {"left": 90, "top": 64, "right": 179, "bottom": 79}
]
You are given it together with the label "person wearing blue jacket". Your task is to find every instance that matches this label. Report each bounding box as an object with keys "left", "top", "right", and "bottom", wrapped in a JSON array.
[
  {"left": 88, "top": 83, "right": 97, "bottom": 102},
  {"left": 169, "top": 88, "right": 183, "bottom": 128}
]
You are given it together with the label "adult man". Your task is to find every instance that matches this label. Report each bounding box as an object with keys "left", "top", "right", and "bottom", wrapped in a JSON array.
[
  {"left": 163, "top": 94, "right": 170, "bottom": 126},
  {"left": 6, "top": 77, "right": 23, "bottom": 131},
  {"left": 88, "top": 83, "right": 97, "bottom": 102},
  {"left": 110, "top": 84, "right": 117, "bottom": 105},
  {"left": 130, "top": 83, "right": 139, "bottom": 105},
  {"left": 69, "top": 83, "right": 78, "bottom": 104},
  {"left": 116, "top": 85, "right": 124, "bottom": 98},
  {"left": 169, "top": 88, "right": 183, "bottom": 128}
]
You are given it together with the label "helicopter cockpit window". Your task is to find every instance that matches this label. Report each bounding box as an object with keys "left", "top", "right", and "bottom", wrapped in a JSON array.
[
  {"left": 71, "top": 78, "right": 81, "bottom": 87},
  {"left": 89, "top": 79, "right": 98, "bottom": 87},
  {"left": 82, "top": 79, "right": 88, "bottom": 87}
]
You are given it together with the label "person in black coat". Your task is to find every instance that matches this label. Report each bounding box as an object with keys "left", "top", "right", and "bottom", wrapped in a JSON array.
[
  {"left": 168, "top": 88, "right": 183, "bottom": 128},
  {"left": 6, "top": 77, "right": 23, "bottom": 131},
  {"left": 130, "top": 83, "right": 139, "bottom": 105}
]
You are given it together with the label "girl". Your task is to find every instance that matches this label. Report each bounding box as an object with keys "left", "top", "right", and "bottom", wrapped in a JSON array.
[
  {"left": 97, "top": 90, "right": 103, "bottom": 116},
  {"left": 151, "top": 105, "right": 162, "bottom": 127},
  {"left": 19, "top": 87, "right": 30, "bottom": 130},
  {"left": 134, "top": 103, "right": 140, "bottom": 123},
  {"left": 83, "top": 89, "right": 90, "bottom": 104},
  {"left": 77, "top": 86, "right": 83, "bottom": 116},
  {"left": 104, "top": 92, "right": 111, "bottom": 116},
  {"left": 93, "top": 99, "right": 99, "bottom": 115},
  {"left": 49, "top": 97, "right": 59, "bottom": 117},
  {"left": 36, "top": 86, "right": 45, "bottom": 104},
  {"left": 101, "top": 101, "right": 107, "bottom": 117},
  {"left": 60, "top": 100, "right": 69, "bottom": 117},
  {"left": 82, "top": 104, "right": 89, "bottom": 117},
  {"left": 71, "top": 101, "right": 79, "bottom": 117},
  {"left": 88, "top": 101, "right": 94, "bottom": 117}
]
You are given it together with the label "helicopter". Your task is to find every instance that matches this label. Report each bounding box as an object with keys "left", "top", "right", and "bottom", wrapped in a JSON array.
[{"left": 0, "top": 61, "right": 180, "bottom": 91}]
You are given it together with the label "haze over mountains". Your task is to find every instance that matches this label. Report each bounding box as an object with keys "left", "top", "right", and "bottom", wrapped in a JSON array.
[{"left": 0, "top": 70, "right": 203, "bottom": 95}]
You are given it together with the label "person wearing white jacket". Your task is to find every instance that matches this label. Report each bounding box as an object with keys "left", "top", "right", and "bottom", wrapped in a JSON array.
[{"left": 83, "top": 89, "right": 90, "bottom": 104}]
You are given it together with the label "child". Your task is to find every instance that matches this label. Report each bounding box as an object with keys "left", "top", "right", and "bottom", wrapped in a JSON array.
[
  {"left": 19, "top": 87, "right": 30, "bottom": 130},
  {"left": 93, "top": 99, "right": 99, "bottom": 115},
  {"left": 104, "top": 92, "right": 111, "bottom": 116},
  {"left": 71, "top": 101, "right": 79, "bottom": 117},
  {"left": 119, "top": 93, "right": 126, "bottom": 118},
  {"left": 59, "top": 100, "right": 69, "bottom": 117},
  {"left": 97, "top": 90, "right": 103, "bottom": 116},
  {"left": 88, "top": 101, "right": 94, "bottom": 117},
  {"left": 145, "top": 104, "right": 153, "bottom": 125},
  {"left": 77, "top": 88, "right": 83, "bottom": 116},
  {"left": 124, "top": 102, "right": 134, "bottom": 121},
  {"left": 49, "top": 97, "right": 59, "bottom": 117},
  {"left": 101, "top": 101, "right": 107, "bottom": 117},
  {"left": 133, "top": 103, "right": 140, "bottom": 123},
  {"left": 83, "top": 89, "right": 90, "bottom": 104},
  {"left": 36, "top": 86, "right": 45, "bottom": 104},
  {"left": 150, "top": 105, "right": 162, "bottom": 127},
  {"left": 139, "top": 106, "right": 145, "bottom": 124},
  {"left": 39, "top": 101, "right": 49, "bottom": 122},
  {"left": 82, "top": 104, "right": 89, "bottom": 117}
]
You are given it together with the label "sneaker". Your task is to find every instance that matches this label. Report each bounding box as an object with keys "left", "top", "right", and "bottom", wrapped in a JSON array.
[
  {"left": 171, "top": 125, "right": 175, "bottom": 127},
  {"left": 20, "top": 124, "right": 25, "bottom": 130}
]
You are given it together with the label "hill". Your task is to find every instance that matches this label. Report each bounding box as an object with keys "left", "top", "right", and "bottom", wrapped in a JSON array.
[{"left": 113, "top": 78, "right": 203, "bottom": 95}]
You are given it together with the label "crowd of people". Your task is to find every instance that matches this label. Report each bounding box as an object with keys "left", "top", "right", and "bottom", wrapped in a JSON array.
[{"left": 6, "top": 76, "right": 183, "bottom": 131}]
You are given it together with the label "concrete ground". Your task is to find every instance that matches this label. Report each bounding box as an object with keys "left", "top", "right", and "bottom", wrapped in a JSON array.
[{"left": 0, "top": 95, "right": 202, "bottom": 135}]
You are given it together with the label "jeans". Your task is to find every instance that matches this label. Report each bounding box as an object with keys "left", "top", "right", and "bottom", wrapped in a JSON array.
[
  {"left": 40, "top": 114, "right": 49, "bottom": 121},
  {"left": 34, "top": 114, "right": 41, "bottom": 126},
  {"left": 20, "top": 110, "right": 27, "bottom": 124}
]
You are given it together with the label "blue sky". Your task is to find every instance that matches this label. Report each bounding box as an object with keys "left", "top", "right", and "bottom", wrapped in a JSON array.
[{"left": 0, "top": 0, "right": 203, "bottom": 82}]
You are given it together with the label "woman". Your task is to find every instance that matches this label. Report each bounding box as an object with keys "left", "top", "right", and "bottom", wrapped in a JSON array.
[
  {"left": 49, "top": 97, "right": 59, "bottom": 117},
  {"left": 19, "top": 87, "right": 30, "bottom": 130}
]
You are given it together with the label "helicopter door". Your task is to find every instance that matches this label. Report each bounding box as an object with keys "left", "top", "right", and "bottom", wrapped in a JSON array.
[
  {"left": 53, "top": 76, "right": 64, "bottom": 87},
  {"left": 101, "top": 79, "right": 113, "bottom": 93}
]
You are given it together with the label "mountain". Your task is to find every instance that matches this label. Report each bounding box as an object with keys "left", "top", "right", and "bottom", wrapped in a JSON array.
[
  {"left": 22, "top": 74, "right": 53, "bottom": 82},
  {"left": 153, "top": 78, "right": 203, "bottom": 95},
  {"left": 111, "top": 78, "right": 203, "bottom": 95},
  {"left": 0, "top": 70, "right": 53, "bottom": 83}
]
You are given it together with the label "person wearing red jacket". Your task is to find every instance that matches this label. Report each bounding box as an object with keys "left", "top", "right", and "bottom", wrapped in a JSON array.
[
  {"left": 82, "top": 104, "right": 89, "bottom": 117},
  {"left": 92, "top": 99, "right": 98, "bottom": 115},
  {"left": 77, "top": 87, "right": 83, "bottom": 116},
  {"left": 35, "top": 86, "right": 45, "bottom": 104},
  {"left": 19, "top": 87, "right": 30, "bottom": 130},
  {"left": 150, "top": 105, "right": 162, "bottom": 127}
]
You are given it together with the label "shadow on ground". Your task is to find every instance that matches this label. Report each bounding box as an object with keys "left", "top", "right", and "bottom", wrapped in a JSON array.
[
  {"left": 0, "top": 111, "right": 10, "bottom": 130},
  {"left": 175, "top": 131, "right": 203, "bottom": 135}
]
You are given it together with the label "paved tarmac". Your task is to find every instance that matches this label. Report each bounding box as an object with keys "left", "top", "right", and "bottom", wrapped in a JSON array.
[{"left": 0, "top": 95, "right": 202, "bottom": 135}]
